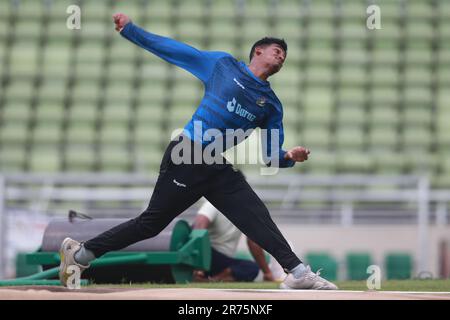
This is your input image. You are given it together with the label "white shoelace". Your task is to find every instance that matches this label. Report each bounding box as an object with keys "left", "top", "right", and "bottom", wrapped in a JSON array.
[{"left": 304, "top": 268, "right": 325, "bottom": 281}]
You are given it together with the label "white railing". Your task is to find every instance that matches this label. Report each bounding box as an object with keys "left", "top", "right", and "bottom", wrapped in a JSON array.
[{"left": 0, "top": 173, "right": 449, "bottom": 279}]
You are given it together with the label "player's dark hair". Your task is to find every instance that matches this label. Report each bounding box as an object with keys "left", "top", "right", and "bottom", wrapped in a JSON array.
[{"left": 249, "top": 37, "right": 287, "bottom": 61}]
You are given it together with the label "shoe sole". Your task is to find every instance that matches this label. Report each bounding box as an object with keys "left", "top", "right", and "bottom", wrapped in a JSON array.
[
  {"left": 279, "top": 283, "right": 290, "bottom": 289},
  {"left": 280, "top": 281, "right": 338, "bottom": 290}
]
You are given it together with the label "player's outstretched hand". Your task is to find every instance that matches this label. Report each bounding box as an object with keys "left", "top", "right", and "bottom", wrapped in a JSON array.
[
  {"left": 263, "top": 271, "right": 275, "bottom": 282},
  {"left": 285, "top": 146, "right": 310, "bottom": 162},
  {"left": 113, "top": 13, "right": 130, "bottom": 32}
]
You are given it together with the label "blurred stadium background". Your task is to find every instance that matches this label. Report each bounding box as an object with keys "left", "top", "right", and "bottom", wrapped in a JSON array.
[{"left": 0, "top": 0, "right": 449, "bottom": 283}]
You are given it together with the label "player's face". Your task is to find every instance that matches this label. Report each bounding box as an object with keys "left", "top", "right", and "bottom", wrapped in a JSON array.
[{"left": 260, "top": 44, "right": 286, "bottom": 73}]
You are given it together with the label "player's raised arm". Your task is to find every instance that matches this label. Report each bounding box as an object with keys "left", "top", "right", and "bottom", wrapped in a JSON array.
[{"left": 113, "top": 13, "right": 229, "bottom": 84}]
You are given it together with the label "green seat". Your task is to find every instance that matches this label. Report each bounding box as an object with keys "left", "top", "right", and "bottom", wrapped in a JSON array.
[
  {"left": 5, "top": 79, "right": 34, "bottom": 103},
  {"left": 148, "top": 0, "right": 172, "bottom": 19},
  {"left": 301, "top": 125, "right": 330, "bottom": 150},
  {"left": 135, "top": 124, "right": 164, "bottom": 146},
  {"left": 138, "top": 78, "right": 167, "bottom": 102},
  {"left": 2, "top": 102, "right": 31, "bottom": 123},
  {"left": 335, "top": 127, "right": 365, "bottom": 149},
  {"left": 65, "top": 146, "right": 96, "bottom": 172},
  {"left": 42, "top": 45, "right": 71, "bottom": 77},
  {"left": 9, "top": 48, "right": 38, "bottom": 79},
  {"left": 402, "top": 126, "right": 432, "bottom": 150},
  {"left": 368, "top": 126, "right": 397, "bottom": 150},
  {"left": 0, "top": 146, "right": 26, "bottom": 170},
  {"left": 437, "top": 121, "right": 450, "bottom": 150},
  {"left": 369, "top": 103, "right": 399, "bottom": 126},
  {"left": 178, "top": 21, "right": 204, "bottom": 41},
  {"left": 82, "top": 1, "right": 110, "bottom": 17},
  {"left": 210, "top": 0, "right": 235, "bottom": 19},
  {"left": 102, "top": 103, "right": 132, "bottom": 123},
  {"left": 0, "top": 122, "right": 28, "bottom": 144},
  {"left": 109, "top": 60, "right": 136, "bottom": 80},
  {"left": 69, "top": 102, "right": 98, "bottom": 124},
  {"left": 104, "top": 83, "right": 133, "bottom": 103},
  {"left": 385, "top": 253, "right": 413, "bottom": 280},
  {"left": 300, "top": 150, "right": 338, "bottom": 174},
  {"left": 374, "top": 152, "right": 407, "bottom": 174},
  {"left": 305, "top": 252, "right": 338, "bottom": 281},
  {"left": 76, "top": 61, "right": 103, "bottom": 80},
  {"left": 100, "top": 146, "right": 131, "bottom": 172},
  {"left": 72, "top": 82, "right": 100, "bottom": 101},
  {"left": 32, "top": 123, "right": 61, "bottom": 145},
  {"left": 29, "top": 147, "right": 61, "bottom": 172},
  {"left": 336, "top": 104, "right": 366, "bottom": 126},
  {"left": 35, "top": 103, "right": 64, "bottom": 123},
  {"left": 15, "top": 252, "right": 41, "bottom": 278},
  {"left": 99, "top": 123, "right": 129, "bottom": 145},
  {"left": 336, "top": 152, "right": 374, "bottom": 173},
  {"left": 46, "top": 15, "right": 73, "bottom": 39},
  {"left": 76, "top": 42, "right": 104, "bottom": 64},
  {"left": 66, "top": 123, "right": 96, "bottom": 144},
  {"left": 134, "top": 147, "right": 164, "bottom": 173},
  {"left": 346, "top": 252, "right": 372, "bottom": 280}
]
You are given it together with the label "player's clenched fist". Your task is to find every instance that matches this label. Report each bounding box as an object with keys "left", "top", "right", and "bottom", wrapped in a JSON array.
[
  {"left": 285, "top": 146, "right": 310, "bottom": 162},
  {"left": 113, "top": 13, "right": 130, "bottom": 32}
]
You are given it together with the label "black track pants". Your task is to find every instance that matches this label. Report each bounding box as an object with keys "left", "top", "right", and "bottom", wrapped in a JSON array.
[{"left": 84, "top": 137, "right": 301, "bottom": 270}]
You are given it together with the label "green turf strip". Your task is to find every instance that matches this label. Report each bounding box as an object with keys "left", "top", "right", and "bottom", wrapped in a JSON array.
[{"left": 88, "top": 280, "right": 450, "bottom": 292}]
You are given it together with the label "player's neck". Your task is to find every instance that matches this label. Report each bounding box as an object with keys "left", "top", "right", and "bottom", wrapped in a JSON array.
[{"left": 247, "top": 62, "right": 271, "bottom": 81}]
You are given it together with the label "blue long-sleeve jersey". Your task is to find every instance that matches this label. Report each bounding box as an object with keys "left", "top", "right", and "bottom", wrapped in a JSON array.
[{"left": 121, "top": 23, "right": 295, "bottom": 168}]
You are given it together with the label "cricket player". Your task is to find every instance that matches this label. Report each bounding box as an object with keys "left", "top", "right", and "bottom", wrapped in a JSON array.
[{"left": 59, "top": 13, "right": 337, "bottom": 290}]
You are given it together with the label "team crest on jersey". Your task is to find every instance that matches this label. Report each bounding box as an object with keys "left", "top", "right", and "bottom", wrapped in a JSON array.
[{"left": 256, "top": 96, "right": 267, "bottom": 107}]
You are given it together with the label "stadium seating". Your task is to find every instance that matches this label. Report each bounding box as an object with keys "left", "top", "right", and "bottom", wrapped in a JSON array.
[{"left": 0, "top": 0, "right": 448, "bottom": 189}]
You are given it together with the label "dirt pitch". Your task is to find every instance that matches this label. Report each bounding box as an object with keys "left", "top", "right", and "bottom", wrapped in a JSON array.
[{"left": 0, "top": 286, "right": 450, "bottom": 300}]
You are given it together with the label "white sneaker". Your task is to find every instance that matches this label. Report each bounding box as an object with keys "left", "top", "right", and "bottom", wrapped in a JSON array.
[
  {"left": 59, "top": 237, "right": 89, "bottom": 287},
  {"left": 280, "top": 266, "right": 338, "bottom": 290}
]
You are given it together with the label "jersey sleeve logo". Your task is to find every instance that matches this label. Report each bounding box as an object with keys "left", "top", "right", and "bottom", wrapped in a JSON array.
[{"left": 256, "top": 96, "right": 267, "bottom": 107}]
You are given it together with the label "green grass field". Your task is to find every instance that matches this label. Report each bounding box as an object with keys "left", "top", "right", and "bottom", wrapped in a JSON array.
[{"left": 90, "top": 279, "right": 450, "bottom": 292}]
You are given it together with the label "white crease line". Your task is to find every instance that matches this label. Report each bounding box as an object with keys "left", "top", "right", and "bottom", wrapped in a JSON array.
[{"left": 207, "top": 289, "right": 450, "bottom": 295}]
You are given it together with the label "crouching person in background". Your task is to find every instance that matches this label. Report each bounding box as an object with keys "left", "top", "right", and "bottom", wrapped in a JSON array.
[{"left": 192, "top": 197, "right": 286, "bottom": 282}]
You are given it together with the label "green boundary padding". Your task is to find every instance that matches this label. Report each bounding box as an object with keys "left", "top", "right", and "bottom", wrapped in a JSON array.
[
  {"left": 346, "top": 252, "right": 373, "bottom": 280},
  {"left": 305, "top": 252, "right": 338, "bottom": 281},
  {"left": 15, "top": 252, "right": 41, "bottom": 278},
  {"left": 385, "top": 252, "right": 413, "bottom": 280}
]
